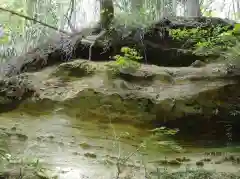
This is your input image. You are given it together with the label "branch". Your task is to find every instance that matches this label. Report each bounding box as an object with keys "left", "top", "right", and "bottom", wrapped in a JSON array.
[
  {"left": 0, "top": 7, "right": 70, "bottom": 35},
  {"left": 65, "top": 0, "right": 78, "bottom": 33}
]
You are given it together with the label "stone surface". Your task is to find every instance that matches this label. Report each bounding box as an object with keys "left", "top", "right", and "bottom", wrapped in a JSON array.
[{"left": 1, "top": 59, "right": 239, "bottom": 135}]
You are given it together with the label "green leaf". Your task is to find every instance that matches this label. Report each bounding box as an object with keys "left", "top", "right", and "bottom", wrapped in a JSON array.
[
  {"left": 234, "top": 23, "right": 240, "bottom": 33},
  {"left": 0, "top": 35, "right": 9, "bottom": 44}
]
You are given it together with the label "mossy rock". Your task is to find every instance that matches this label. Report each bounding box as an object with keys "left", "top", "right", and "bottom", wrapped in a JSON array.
[
  {"left": 84, "top": 152, "right": 97, "bottom": 158},
  {"left": 51, "top": 60, "right": 95, "bottom": 79},
  {"left": 79, "top": 142, "right": 91, "bottom": 149},
  {"left": 176, "top": 157, "right": 191, "bottom": 162},
  {"left": 196, "top": 161, "right": 204, "bottom": 166}
]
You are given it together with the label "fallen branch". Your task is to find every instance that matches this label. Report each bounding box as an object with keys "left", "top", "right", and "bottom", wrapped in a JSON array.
[{"left": 0, "top": 7, "right": 70, "bottom": 35}]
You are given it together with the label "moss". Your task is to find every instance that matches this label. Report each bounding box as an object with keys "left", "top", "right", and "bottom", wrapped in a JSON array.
[
  {"left": 60, "top": 89, "right": 155, "bottom": 125},
  {"left": 51, "top": 60, "right": 95, "bottom": 79}
]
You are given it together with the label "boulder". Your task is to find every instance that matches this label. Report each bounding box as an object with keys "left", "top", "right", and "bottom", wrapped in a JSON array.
[{"left": 1, "top": 59, "right": 240, "bottom": 139}]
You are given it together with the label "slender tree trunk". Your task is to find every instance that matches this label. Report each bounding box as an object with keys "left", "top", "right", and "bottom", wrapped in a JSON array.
[
  {"left": 172, "top": 0, "right": 177, "bottom": 16},
  {"left": 100, "top": 0, "right": 114, "bottom": 30},
  {"left": 235, "top": 0, "right": 240, "bottom": 19},
  {"left": 131, "top": 0, "right": 144, "bottom": 12},
  {"left": 184, "top": 0, "right": 201, "bottom": 17}
]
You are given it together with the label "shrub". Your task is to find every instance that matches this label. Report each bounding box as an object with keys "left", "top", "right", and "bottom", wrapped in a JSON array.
[
  {"left": 112, "top": 46, "right": 143, "bottom": 73},
  {"left": 169, "top": 24, "right": 240, "bottom": 57}
]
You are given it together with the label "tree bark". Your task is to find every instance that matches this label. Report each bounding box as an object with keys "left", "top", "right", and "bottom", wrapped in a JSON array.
[
  {"left": 99, "top": 0, "right": 114, "bottom": 30},
  {"left": 184, "top": 0, "right": 201, "bottom": 17},
  {"left": 131, "top": 0, "right": 144, "bottom": 12}
]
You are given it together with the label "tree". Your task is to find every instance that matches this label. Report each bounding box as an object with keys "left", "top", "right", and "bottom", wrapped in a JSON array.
[
  {"left": 99, "top": 0, "right": 114, "bottom": 30},
  {"left": 184, "top": 0, "right": 201, "bottom": 17},
  {"left": 234, "top": 0, "right": 240, "bottom": 19},
  {"left": 131, "top": 0, "right": 144, "bottom": 12}
]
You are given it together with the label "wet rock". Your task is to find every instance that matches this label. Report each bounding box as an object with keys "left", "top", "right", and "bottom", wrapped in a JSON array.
[
  {"left": 151, "top": 170, "right": 240, "bottom": 179},
  {"left": 205, "top": 151, "right": 223, "bottom": 156},
  {"left": 0, "top": 169, "right": 23, "bottom": 179},
  {"left": 150, "top": 159, "right": 182, "bottom": 166},
  {"left": 58, "top": 141, "right": 64, "bottom": 146},
  {"left": 0, "top": 167, "right": 55, "bottom": 179},
  {"left": 0, "top": 127, "right": 7, "bottom": 131},
  {"left": 153, "top": 159, "right": 168, "bottom": 165},
  {"left": 224, "top": 155, "right": 235, "bottom": 162},
  {"left": 69, "top": 141, "right": 75, "bottom": 145},
  {"left": 103, "top": 159, "right": 115, "bottom": 165},
  {"left": 201, "top": 158, "right": 211, "bottom": 162},
  {"left": 168, "top": 159, "right": 182, "bottom": 166},
  {"left": 234, "top": 157, "right": 240, "bottom": 164},
  {"left": 196, "top": 161, "right": 204, "bottom": 166},
  {"left": 84, "top": 152, "right": 97, "bottom": 158},
  {"left": 73, "top": 152, "right": 81, "bottom": 155},
  {"left": 50, "top": 60, "right": 95, "bottom": 79},
  {"left": 215, "top": 160, "right": 223, "bottom": 164},
  {"left": 0, "top": 74, "right": 36, "bottom": 113},
  {"left": 175, "top": 157, "right": 191, "bottom": 162},
  {"left": 36, "top": 169, "right": 57, "bottom": 179},
  {"left": 190, "top": 60, "right": 206, "bottom": 67},
  {"left": 10, "top": 127, "right": 16, "bottom": 131},
  {"left": 37, "top": 136, "right": 43, "bottom": 141},
  {"left": 8, "top": 133, "right": 28, "bottom": 141},
  {"left": 1, "top": 56, "right": 240, "bottom": 139},
  {"left": 117, "top": 69, "right": 155, "bottom": 82},
  {"left": 15, "top": 133, "right": 28, "bottom": 141},
  {"left": 47, "top": 135, "right": 54, "bottom": 140},
  {"left": 79, "top": 142, "right": 91, "bottom": 149},
  {"left": 105, "top": 155, "right": 118, "bottom": 161},
  {"left": 224, "top": 155, "right": 240, "bottom": 164}
]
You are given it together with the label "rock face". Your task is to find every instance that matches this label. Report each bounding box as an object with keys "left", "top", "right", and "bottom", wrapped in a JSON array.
[
  {"left": 0, "top": 75, "right": 35, "bottom": 112},
  {"left": 1, "top": 59, "right": 240, "bottom": 140},
  {"left": 0, "top": 17, "right": 236, "bottom": 77},
  {"left": 116, "top": 16, "right": 235, "bottom": 67}
]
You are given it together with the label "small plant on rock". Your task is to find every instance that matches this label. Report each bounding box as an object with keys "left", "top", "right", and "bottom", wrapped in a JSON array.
[
  {"left": 112, "top": 47, "right": 143, "bottom": 73},
  {"left": 169, "top": 24, "right": 239, "bottom": 57}
]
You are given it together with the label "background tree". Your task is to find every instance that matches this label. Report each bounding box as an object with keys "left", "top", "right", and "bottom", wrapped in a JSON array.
[{"left": 100, "top": 0, "right": 114, "bottom": 30}]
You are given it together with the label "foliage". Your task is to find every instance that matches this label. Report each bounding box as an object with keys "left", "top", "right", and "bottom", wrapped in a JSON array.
[
  {"left": 0, "top": 0, "right": 75, "bottom": 63},
  {"left": 112, "top": 46, "right": 142, "bottom": 73},
  {"left": 169, "top": 24, "right": 240, "bottom": 57},
  {"left": 222, "top": 39, "right": 240, "bottom": 67}
]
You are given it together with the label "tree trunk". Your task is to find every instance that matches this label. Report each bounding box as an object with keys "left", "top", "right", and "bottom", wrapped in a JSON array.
[
  {"left": 131, "top": 0, "right": 144, "bottom": 12},
  {"left": 235, "top": 0, "right": 240, "bottom": 19},
  {"left": 100, "top": 0, "right": 114, "bottom": 30},
  {"left": 184, "top": 0, "right": 201, "bottom": 17},
  {"left": 172, "top": 0, "right": 177, "bottom": 16}
]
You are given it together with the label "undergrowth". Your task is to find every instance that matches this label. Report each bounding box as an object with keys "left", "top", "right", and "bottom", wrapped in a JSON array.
[
  {"left": 169, "top": 23, "right": 240, "bottom": 66},
  {"left": 107, "top": 46, "right": 143, "bottom": 75}
]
